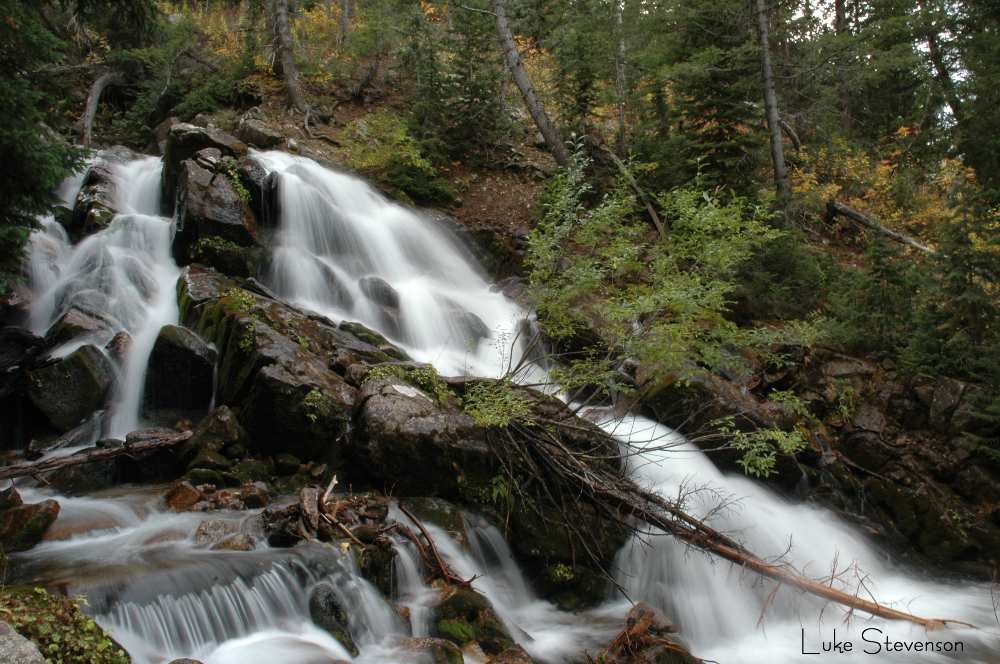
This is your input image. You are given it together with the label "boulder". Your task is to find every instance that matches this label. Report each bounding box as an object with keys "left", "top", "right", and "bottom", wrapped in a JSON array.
[
  {"left": 0, "top": 487, "right": 22, "bottom": 510},
  {"left": 165, "top": 481, "right": 202, "bottom": 512},
  {"left": 485, "top": 646, "right": 533, "bottom": 664},
  {"left": 359, "top": 276, "right": 400, "bottom": 309},
  {"left": 184, "top": 406, "right": 248, "bottom": 459},
  {"left": 309, "top": 582, "right": 358, "bottom": 656},
  {"left": 44, "top": 442, "right": 122, "bottom": 493},
  {"left": 432, "top": 587, "right": 513, "bottom": 655},
  {"left": 161, "top": 123, "right": 247, "bottom": 215},
  {"left": 143, "top": 325, "right": 217, "bottom": 416},
  {"left": 0, "top": 622, "right": 45, "bottom": 664},
  {"left": 236, "top": 116, "right": 284, "bottom": 149},
  {"left": 0, "top": 498, "right": 60, "bottom": 552},
  {"left": 69, "top": 162, "right": 118, "bottom": 238},
  {"left": 104, "top": 331, "right": 133, "bottom": 366},
  {"left": 174, "top": 156, "right": 258, "bottom": 262},
  {"left": 43, "top": 307, "right": 114, "bottom": 350},
  {"left": 930, "top": 377, "right": 965, "bottom": 430},
  {"left": 26, "top": 344, "right": 114, "bottom": 432}
]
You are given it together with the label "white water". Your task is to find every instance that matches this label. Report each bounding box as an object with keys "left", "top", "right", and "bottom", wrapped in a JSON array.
[
  {"left": 16, "top": 150, "right": 999, "bottom": 663},
  {"left": 27, "top": 155, "right": 181, "bottom": 438}
]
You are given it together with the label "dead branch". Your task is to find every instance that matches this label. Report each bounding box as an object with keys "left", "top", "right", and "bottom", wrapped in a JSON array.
[
  {"left": 79, "top": 69, "right": 126, "bottom": 146},
  {"left": 0, "top": 431, "right": 192, "bottom": 481},
  {"left": 825, "top": 201, "right": 935, "bottom": 254},
  {"left": 398, "top": 502, "right": 475, "bottom": 588},
  {"left": 597, "top": 144, "right": 666, "bottom": 240}
]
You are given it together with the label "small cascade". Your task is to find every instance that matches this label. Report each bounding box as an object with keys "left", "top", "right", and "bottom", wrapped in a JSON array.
[
  {"left": 390, "top": 537, "right": 437, "bottom": 637},
  {"left": 255, "top": 151, "right": 533, "bottom": 377},
  {"left": 27, "top": 155, "right": 181, "bottom": 437}
]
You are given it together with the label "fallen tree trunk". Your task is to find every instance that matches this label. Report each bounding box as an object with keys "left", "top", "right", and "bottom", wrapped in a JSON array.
[
  {"left": 0, "top": 431, "right": 192, "bottom": 481},
  {"left": 500, "top": 417, "right": 970, "bottom": 630},
  {"left": 826, "top": 201, "right": 935, "bottom": 254},
  {"left": 79, "top": 70, "right": 125, "bottom": 146}
]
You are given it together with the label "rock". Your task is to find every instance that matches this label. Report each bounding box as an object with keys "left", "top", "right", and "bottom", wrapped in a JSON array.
[
  {"left": 241, "top": 481, "right": 270, "bottom": 508},
  {"left": 104, "top": 331, "right": 133, "bottom": 366},
  {"left": 186, "top": 406, "right": 248, "bottom": 458},
  {"left": 930, "top": 377, "right": 965, "bottom": 429},
  {"left": 187, "top": 468, "right": 225, "bottom": 487},
  {"left": 0, "top": 622, "right": 45, "bottom": 664},
  {"left": 26, "top": 344, "right": 114, "bottom": 432},
  {"left": 168, "top": 659, "right": 205, "bottom": 664},
  {"left": 162, "top": 123, "right": 248, "bottom": 215},
  {"left": 165, "top": 481, "right": 203, "bottom": 511},
  {"left": 397, "top": 637, "right": 463, "bottom": 664},
  {"left": 189, "top": 448, "right": 232, "bottom": 471},
  {"left": 624, "top": 602, "right": 676, "bottom": 636},
  {"left": 44, "top": 307, "right": 114, "bottom": 350},
  {"left": 485, "top": 645, "right": 533, "bottom": 664},
  {"left": 275, "top": 453, "right": 302, "bottom": 475},
  {"left": 338, "top": 321, "right": 409, "bottom": 359},
  {"left": 358, "top": 276, "right": 400, "bottom": 309},
  {"left": 236, "top": 116, "right": 285, "bottom": 149},
  {"left": 432, "top": 587, "right": 513, "bottom": 654},
  {"left": 174, "top": 156, "right": 258, "bottom": 262},
  {"left": 43, "top": 444, "right": 121, "bottom": 493},
  {"left": 0, "top": 487, "right": 23, "bottom": 510},
  {"left": 69, "top": 162, "right": 118, "bottom": 238},
  {"left": 309, "top": 582, "right": 358, "bottom": 656},
  {"left": 143, "top": 325, "right": 217, "bottom": 416},
  {"left": 211, "top": 532, "right": 255, "bottom": 551},
  {"left": 0, "top": 499, "right": 60, "bottom": 552},
  {"left": 851, "top": 402, "right": 887, "bottom": 434},
  {"left": 26, "top": 410, "right": 104, "bottom": 460},
  {"left": 193, "top": 518, "right": 239, "bottom": 546}
]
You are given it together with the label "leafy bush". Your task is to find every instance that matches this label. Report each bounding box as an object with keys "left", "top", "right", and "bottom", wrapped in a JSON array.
[
  {"left": 0, "top": 586, "right": 128, "bottom": 664},
  {"left": 340, "top": 110, "right": 455, "bottom": 205}
]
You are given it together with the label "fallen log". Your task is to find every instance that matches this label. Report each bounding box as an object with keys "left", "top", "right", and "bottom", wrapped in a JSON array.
[
  {"left": 0, "top": 431, "right": 192, "bottom": 482},
  {"left": 501, "top": 419, "right": 972, "bottom": 630},
  {"left": 825, "top": 201, "right": 934, "bottom": 254},
  {"left": 79, "top": 70, "right": 126, "bottom": 146}
]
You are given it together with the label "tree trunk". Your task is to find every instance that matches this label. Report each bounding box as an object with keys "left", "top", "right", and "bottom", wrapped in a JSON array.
[
  {"left": 825, "top": 201, "right": 935, "bottom": 253},
  {"left": 834, "top": 0, "right": 846, "bottom": 33},
  {"left": 613, "top": 0, "right": 628, "bottom": 153},
  {"left": 269, "top": 0, "right": 309, "bottom": 113},
  {"left": 79, "top": 70, "right": 125, "bottom": 146},
  {"left": 754, "top": 0, "right": 790, "bottom": 207},
  {"left": 492, "top": 0, "right": 569, "bottom": 167},
  {"left": 0, "top": 431, "right": 193, "bottom": 481},
  {"left": 339, "top": 0, "right": 351, "bottom": 45},
  {"left": 919, "top": 1, "right": 964, "bottom": 125}
]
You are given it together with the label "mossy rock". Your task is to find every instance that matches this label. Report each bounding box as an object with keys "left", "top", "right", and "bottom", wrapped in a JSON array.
[
  {"left": 431, "top": 587, "right": 513, "bottom": 654},
  {"left": 228, "top": 458, "right": 273, "bottom": 483},
  {"left": 358, "top": 541, "right": 396, "bottom": 598}
]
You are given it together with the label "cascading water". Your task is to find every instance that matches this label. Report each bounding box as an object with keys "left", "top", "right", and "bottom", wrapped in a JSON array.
[
  {"left": 14, "top": 149, "right": 999, "bottom": 663},
  {"left": 27, "top": 155, "right": 181, "bottom": 438}
]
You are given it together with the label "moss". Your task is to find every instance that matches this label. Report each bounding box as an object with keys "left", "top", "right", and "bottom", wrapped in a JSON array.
[
  {"left": 435, "top": 618, "right": 477, "bottom": 644},
  {"left": 229, "top": 458, "right": 273, "bottom": 482},
  {"left": 462, "top": 380, "right": 534, "bottom": 428},
  {"left": 367, "top": 364, "right": 455, "bottom": 404},
  {"left": 0, "top": 586, "right": 129, "bottom": 664},
  {"left": 546, "top": 562, "right": 575, "bottom": 584}
]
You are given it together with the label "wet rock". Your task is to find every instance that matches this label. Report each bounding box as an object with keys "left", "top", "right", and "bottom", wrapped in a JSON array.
[
  {"left": 432, "top": 587, "right": 513, "bottom": 654},
  {"left": 187, "top": 468, "right": 225, "bottom": 487},
  {"left": 358, "top": 276, "right": 400, "bottom": 309},
  {"left": 44, "top": 307, "right": 114, "bottom": 349},
  {"left": 194, "top": 518, "right": 240, "bottom": 547},
  {"left": 189, "top": 235, "right": 264, "bottom": 278},
  {"left": 168, "top": 660, "right": 203, "bottom": 664},
  {"left": 235, "top": 157, "right": 271, "bottom": 229},
  {"left": 174, "top": 156, "right": 258, "bottom": 262},
  {"left": 26, "top": 410, "right": 104, "bottom": 460},
  {"left": 26, "top": 344, "right": 114, "bottom": 432},
  {"left": 162, "top": 123, "right": 248, "bottom": 215},
  {"left": 236, "top": 116, "right": 284, "bottom": 149},
  {"left": 211, "top": 532, "right": 255, "bottom": 551},
  {"left": 69, "top": 162, "right": 118, "bottom": 238},
  {"left": 241, "top": 481, "right": 270, "bottom": 508},
  {"left": 485, "top": 645, "right": 534, "bottom": 664},
  {"left": 143, "top": 324, "right": 217, "bottom": 416},
  {"left": 104, "top": 331, "right": 133, "bottom": 366},
  {"left": 0, "top": 487, "right": 23, "bottom": 510},
  {"left": 0, "top": 622, "right": 45, "bottom": 664},
  {"left": 165, "top": 480, "right": 202, "bottom": 511},
  {"left": 189, "top": 448, "right": 232, "bottom": 471},
  {"left": 0, "top": 498, "right": 60, "bottom": 552},
  {"left": 185, "top": 406, "right": 247, "bottom": 459},
  {"left": 309, "top": 582, "right": 359, "bottom": 656},
  {"left": 397, "top": 637, "right": 463, "bottom": 664},
  {"left": 154, "top": 116, "right": 179, "bottom": 155},
  {"left": 851, "top": 402, "right": 887, "bottom": 434},
  {"left": 338, "top": 321, "right": 408, "bottom": 360},
  {"left": 44, "top": 444, "right": 120, "bottom": 493}
]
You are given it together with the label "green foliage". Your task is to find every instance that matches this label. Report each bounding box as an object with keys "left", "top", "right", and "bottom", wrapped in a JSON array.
[
  {"left": 462, "top": 380, "right": 534, "bottom": 428},
  {"left": 340, "top": 110, "right": 455, "bottom": 205},
  {"left": 222, "top": 159, "right": 250, "bottom": 204},
  {"left": 546, "top": 562, "right": 575, "bottom": 584},
  {"left": 718, "top": 418, "right": 809, "bottom": 478},
  {"left": 366, "top": 364, "right": 454, "bottom": 403},
  {"left": 0, "top": 586, "right": 128, "bottom": 664},
  {"left": 303, "top": 389, "right": 326, "bottom": 423},
  {"left": 0, "top": 1, "right": 85, "bottom": 295}
]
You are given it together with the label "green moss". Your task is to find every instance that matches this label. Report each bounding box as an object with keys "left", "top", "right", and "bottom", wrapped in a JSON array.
[
  {"left": 367, "top": 364, "right": 454, "bottom": 404},
  {"left": 546, "top": 562, "right": 575, "bottom": 584},
  {"left": 462, "top": 380, "right": 534, "bottom": 428},
  {"left": 221, "top": 159, "right": 250, "bottom": 204},
  {"left": 0, "top": 587, "right": 128, "bottom": 664},
  {"left": 435, "top": 618, "right": 477, "bottom": 644}
]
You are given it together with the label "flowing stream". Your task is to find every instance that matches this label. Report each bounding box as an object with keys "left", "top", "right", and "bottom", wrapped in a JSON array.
[{"left": 10, "top": 150, "right": 999, "bottom": 663}]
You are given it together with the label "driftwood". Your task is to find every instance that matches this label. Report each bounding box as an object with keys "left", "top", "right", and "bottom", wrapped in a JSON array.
[
  {"left": 0, "top": 431, "right": 192, "bottom": 481},
  {"left": 498, "top": 419, "right": 972, "bottom": 631},
  {"left": 825, "top": 201, "right": 935, "bottom": 254},
  {"left": 79, "top": 70, "right": 126, "bottom": 146}
]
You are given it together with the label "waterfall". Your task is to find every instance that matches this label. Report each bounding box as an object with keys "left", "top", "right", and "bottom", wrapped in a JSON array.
[
  {"left": 15, "top": 149, "right": 998, "bottom": 663},
  {"left": 27, "top": 155, "right": 181, "bottom": 438}
]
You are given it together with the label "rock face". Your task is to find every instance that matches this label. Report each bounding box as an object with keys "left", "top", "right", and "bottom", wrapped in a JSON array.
[
  {"left": 69, "top": 163, "right": 118, "bottom": 239},
  {"left": 176, "top": 266, "right": 390, "bottom": 462},
  {"left": 174, "top": 153, "right": 258, "bottom": 262},
  {"left": 161, "top": 123, "right": 248, "bottom": 216},
  {"left": 236, "top": 115, "right": 285, "bottom": 149},
  {"left": 26, "top": 344, "right": 114, "bottom": 432},
  {"left": 0, "top": 622, "right": 45, "bottom": 664},
  {"left": 143, "top": 324, "right": 217, "bottom": 416},
  {"left": 0, "top": 491, "right": 60, "bottom": 552},
  {"left": 308, "top": 582, "right": 358, "bottom": 655}
]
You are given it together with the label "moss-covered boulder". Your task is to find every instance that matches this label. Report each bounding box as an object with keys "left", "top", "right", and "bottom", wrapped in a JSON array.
[
  {"left": 162, "top": 123, "right": 247, "bottom": 216},
  {"left": 26, "top": 344, "right": 114, "bottom": 432},
  {"left": 431, "top": 587, "right": 513, "bottom": 655}
]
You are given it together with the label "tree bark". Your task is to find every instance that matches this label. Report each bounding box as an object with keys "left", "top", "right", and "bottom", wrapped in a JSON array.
[
  {"left": 825, "top": 201, "right": 935, "bottom": 253},
  {"left": 919, "top": 1, "right": 964, "bottom": 125},
  {"left": 269, "top": 0, "right": 310, "bottom": 113},
  {"left": 834, "top": 0, "right": 846, "bottom": 34},
  {"left": 753, "top": 0, "right": 790, "bottom": 206},
  {"left": 0, "top": 431, "right": 193, "bottom": 481},
  {"left": 492, "top": 0, "right": 569, "bottom": 167},
  {"left": 613, "top": 0, "right": 628, "bottom": 153},
  {"left": 79, "top": 70, "right": 125, "bottom": 146},
  {"left": 339, "top": 0, "right": 352, "bottom": 45}
]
